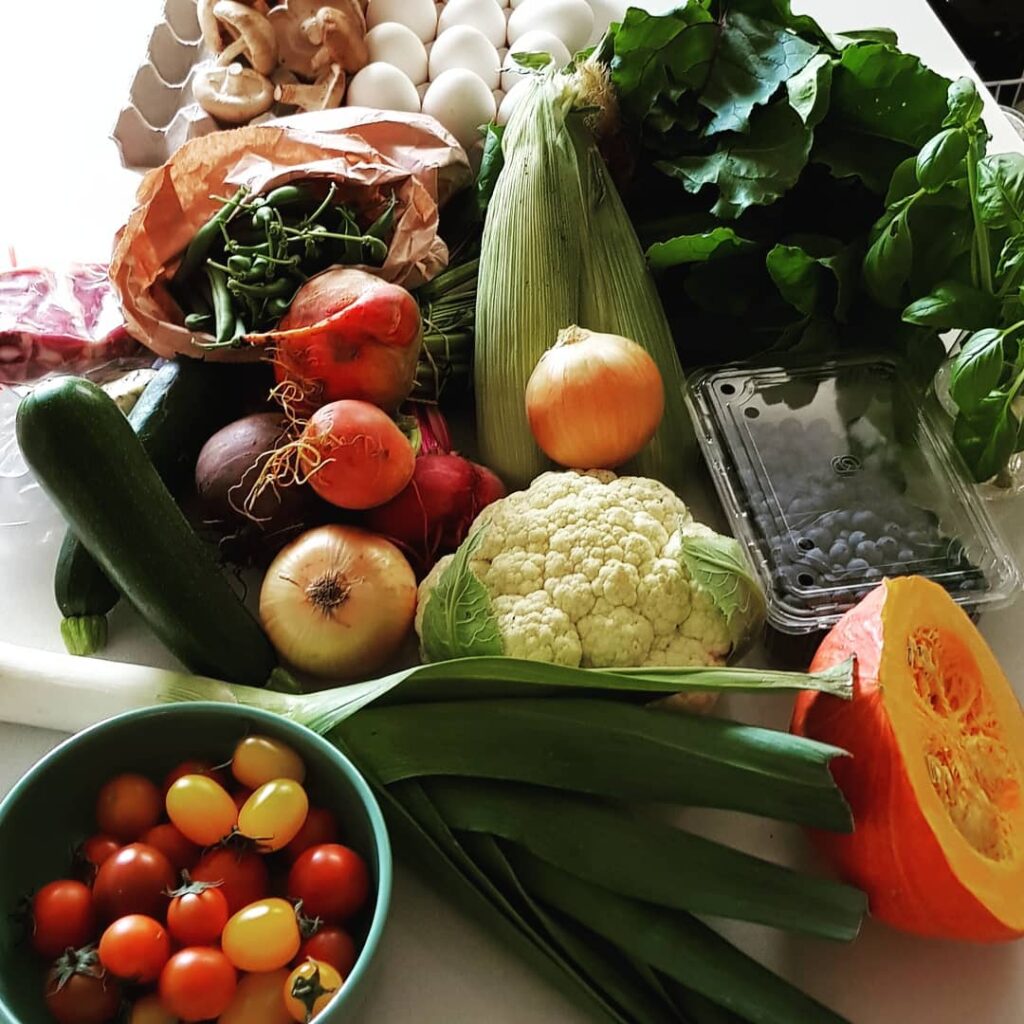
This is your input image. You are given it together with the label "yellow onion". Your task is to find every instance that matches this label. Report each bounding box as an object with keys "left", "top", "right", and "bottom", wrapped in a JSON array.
[
  {"left": 525, "top": 325, "right": 665, "bottom": 469},
  {"left": 259, "top": 525, "right": 417, "bottom": 679}
]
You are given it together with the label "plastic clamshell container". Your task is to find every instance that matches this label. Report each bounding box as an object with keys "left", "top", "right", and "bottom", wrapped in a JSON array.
[{"left": 686, "top": 354, "right": 1023, "bottom": 638}]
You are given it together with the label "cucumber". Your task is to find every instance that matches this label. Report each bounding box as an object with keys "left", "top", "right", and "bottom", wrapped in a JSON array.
[
  {"left": 53, "top": 359, "right": 241, "bottom": 656},
  {"left": 19, "top": 376, "right": 294, "bottom": 690}
]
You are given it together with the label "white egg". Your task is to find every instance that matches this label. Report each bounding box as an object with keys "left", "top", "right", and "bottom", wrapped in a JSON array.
[
  {"left": 584, "top": 0, "right": 627, "bottom": 45},
  {"left": 437, "top": 0, "right": 507, "bottom": 48},
  {"left": 346, "top": 62, "right": 422, "bottom": 112},
  {"left": 422, "top": 68, "right": 497, "bottom": 150},
  {"left": 365, "top": 23, "right": 429, "bottom": 84},
  {"left": 366, "top": 0, "right": 437, "bottom": 44},
  {"left": 508, "top": 0, "right": 594, "bottom": 54},
  {"left": 497, "top": 80, "right": 528, "bottom": 125},
  {"left": 500, "top": 28, "right": 570, "bottom": 92},
  {"left": 429, "top": 25, "right": 502, "bottom": 91}
]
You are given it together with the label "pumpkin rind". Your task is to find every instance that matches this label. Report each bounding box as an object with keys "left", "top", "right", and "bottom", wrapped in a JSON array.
[{"left": 791, "top": 576, "right": 1024, "bottom": 942}]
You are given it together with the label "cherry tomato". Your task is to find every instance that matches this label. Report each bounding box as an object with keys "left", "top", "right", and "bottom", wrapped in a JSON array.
[
  {"left": 218, "top": 968, "right": 293, "bottom": 1024},
  {"left": 31, "top": 880, "right": 96, "bottom": 959},
  {"left": 159, "top": 947, "right": 237, "bottom": 1022},
  {"left": 285, "top": 807, "right": 340, "bottom": 863},
  {"left": 287, "top": 844, "right": 369, "bottom": 922},
  {"left": 232, "top": 735, "right": 306, "bottom": 790},
  {"left": 92, "top": 843, "right": 176, "bottom": 923},
  {"left": 95, "top": 773, "right": 163, "bottom": 842},
  {"left": 283, "top": 958, "right": 342, "bottom": 1022},
  {"left": 162, "top": 759, "right": 228, "bottom": 796},
  {"left": 141, "top": 823, "right": 201, "bottom": 872},
  {"left": 192, "top": 847, "right": 269, "bottom": 915},
  {"left": 221, "top": 897, "right": 301, "bottom": 972},
  {"left": 167, "top": 881, "right": 229, "bottom": 946},
  {"left": 43, "top": 948, "right": 121, "bottom": 1024},
  {"left": 165, "top": 775, "right": 238, "bottom": 847},
  {"left": 128, "top": 993, "right": 177, "bottom": 1024},
  {"left": 98, "top": 914, "right": 171, "bottom": 983},
  {"left": 238, "top": 780, "right": 309, "bottom": 852},
  {"left": 297, "top": 925, "right": 357, "bottom": 977},
  {"left": 77, "top": 835, "right": 121, "bottom": 882}
]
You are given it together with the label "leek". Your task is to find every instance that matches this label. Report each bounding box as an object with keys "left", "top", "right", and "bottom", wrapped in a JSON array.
[
  {"left": 475, "top": 68, "right": 696, "bottom": 490},
  {"left": 0, "top": 641, "right": 861, "bottom": 1023}
]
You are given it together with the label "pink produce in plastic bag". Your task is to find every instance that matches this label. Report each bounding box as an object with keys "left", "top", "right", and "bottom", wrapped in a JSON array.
[{"left": 0, "top": 264, "right": 138, "bottom": 384}]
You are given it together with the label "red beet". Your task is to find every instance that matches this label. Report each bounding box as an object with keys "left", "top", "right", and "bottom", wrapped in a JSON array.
[{"left": 365, "top": 453, "right": 506, "bottom": 574}]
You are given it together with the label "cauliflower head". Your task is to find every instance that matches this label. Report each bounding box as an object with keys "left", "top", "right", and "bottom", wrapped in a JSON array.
[{"left": 415, "top": 470, "right": 764, "bottom": 669}]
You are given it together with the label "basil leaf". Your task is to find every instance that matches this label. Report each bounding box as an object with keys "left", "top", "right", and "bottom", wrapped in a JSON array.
[
  {"left": 786, "top": 53, "right": 832, "bottom": 128},
  {"left": 948, "top": 328, "right": 1006, "bottom": 411},
  {"left": 902, "top": 281, "right": 999, "bottom": 329},
  {"left": 675, "top": 531, "right": 766, "bottom": 655},
  {"left": 475, "top": 123, "right": 505, "bottom": 216},
  {"left": 953, "top": 399, "right": 1018, "bottom": 482},
  {"left": 915, "top": 128, "right": 969, "bottom": 192},
  {"left": 657, "top": 103, "right": 812, "bottom": 219},
  {"left": 512, "top": 50, "right": 554, "bottom": 71},
  {"left": 766, "top": 238, "right": 857, "bottom": 320},
  {"left": 699, "top": 10, "right": 819, "bottom": 135},
  {"left": 977, "top": 153, "right": 1024, "bottom": 229},
  {"left": 647, "top": 228, "right": 757, "bottom": 270},
  {"left": 863, "top": 207, "right": 914, "bottom": 307},
  {"left": 943, "top": 77, "right": 984, "bottom": 129},
  {"left": 811, "top": 125, "right": 914, "bottom": 195},
  {"left": 996, "top": 236, "right": 1024, "bottom": 284},
  {"left": 885, "top": 156, "right": 921, "bottom": 206},
  {"left": 420, "top": 530, "right": 504, "bottom": 661}
]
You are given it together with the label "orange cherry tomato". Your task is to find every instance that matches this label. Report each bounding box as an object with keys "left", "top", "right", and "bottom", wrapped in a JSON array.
[
  {"left": 232, "top": 735, "right": 306, "bottom": 790},
  {"left": 162, "top": 759, "right": 229, "bottom": 796},
  {"left": 128, "top": 992, "right": 177, "bottom": 1024},
  {"left": 96, "top": 774, "right": 162, "bottom": 842},
  {"left": 159, "top": 947, "right": 237, "bottom": 1022},
  {"left": 140, "top": 823, "right": 200, "bottom": 872},
  {"left": 238, "top": 780, "right": 309, "bottom": 852},
  {"left": 98, "top": 914, "right": 171, "bottom": 983},
  {"left": 283, "top": 958, "right": 343, "bottom": 1022},
  {"left": 221, "top": 898, "right": 301, "bottom": 972},
  {"left": 218, "top": 968, "right": 293, "bottom": 1024},
  {"left": 165, "top": 775, "right": 238, "bottom": 847}
]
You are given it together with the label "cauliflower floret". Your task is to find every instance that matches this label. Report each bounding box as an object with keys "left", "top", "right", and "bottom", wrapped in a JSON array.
[{"left": 416, "top": 470, "right": 762, "bottom": 673}]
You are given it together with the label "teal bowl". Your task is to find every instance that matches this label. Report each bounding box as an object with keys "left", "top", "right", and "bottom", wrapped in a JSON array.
[{"left": 0, "top": 702, "right": 391, "bottom": 1023}]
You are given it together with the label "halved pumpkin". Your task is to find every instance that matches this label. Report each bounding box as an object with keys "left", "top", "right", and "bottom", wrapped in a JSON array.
[{"left": 791, "top": 575, "right": 1024, "bottom": 941}]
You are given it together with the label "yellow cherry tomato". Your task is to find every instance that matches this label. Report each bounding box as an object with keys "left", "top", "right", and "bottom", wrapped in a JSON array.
[
  {"left": 284, "top": 959, "right": 343, "bottom": 1022},
  {"left": 238, "top": 779, "right": 309, "bottom": 852},
  {"left": 165, "top": 774, "right": 238, "bottom": 846},
  {"left": 129, "top": 993, "right": 178, "bottom": 1024},
  {"left": 232, "top": 735, "right": 306, "bottom": 790},
  {"left": 219, "top": 968, "right": 293, "bottom": 1024},
  {"left": 222, "top": 897, "right": 301, "bottom": 972}
]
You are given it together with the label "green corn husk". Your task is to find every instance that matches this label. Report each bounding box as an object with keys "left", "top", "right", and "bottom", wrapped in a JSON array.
[{"left": 475, "top": 68, "right": 695, "bottom": 490}]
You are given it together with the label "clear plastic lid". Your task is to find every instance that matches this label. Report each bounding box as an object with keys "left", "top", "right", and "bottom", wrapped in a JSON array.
[{"left": 686, "top": 354, "right": 1023, "bottom": 634}]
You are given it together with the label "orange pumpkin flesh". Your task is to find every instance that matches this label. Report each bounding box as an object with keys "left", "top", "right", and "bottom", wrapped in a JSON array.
[{"left": 791, "top": 576, "right": 1024, "bottom": 942}]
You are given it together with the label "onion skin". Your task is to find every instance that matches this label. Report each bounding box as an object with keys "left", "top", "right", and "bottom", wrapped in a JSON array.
[
  {"left": 525, "top": 325, "right": 665, "bottom": 469},
  {"left": 300, "top": 399, "right": 416, "bottom": 510},
  {"left": 252, "top": 268, "right": 422, "bottom": 412},
  {"left": 365, "top": 453, "right": 506, "bottom": 574},
  {"left": 259, "top": 524, "right": 417, "bottom": 679}
]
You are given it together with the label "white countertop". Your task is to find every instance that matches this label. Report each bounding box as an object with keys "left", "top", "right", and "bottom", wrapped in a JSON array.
[{"left": 1, "top": 2, "right": 1024, "bottom": 1022}]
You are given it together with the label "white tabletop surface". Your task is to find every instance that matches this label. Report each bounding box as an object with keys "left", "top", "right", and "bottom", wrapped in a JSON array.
[{"left": 1, "top": 2, "right": 1024, "bottom": 1023}]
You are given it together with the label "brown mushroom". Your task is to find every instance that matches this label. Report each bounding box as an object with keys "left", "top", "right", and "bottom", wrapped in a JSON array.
[
  {"left": 194, "top": 62, "right": 275, "bottom": 124},
  {"left": 269, "top": 0, "right": 366, "bottom": 79},
  {"left": 308, "top": 3, "right": 368, "bottom": 74},
  {"left": 211, "top": 0, "right": 278, "bottom": 75},
  {"left": 274, "top": 62, "right": 346, "bottom": 110}
]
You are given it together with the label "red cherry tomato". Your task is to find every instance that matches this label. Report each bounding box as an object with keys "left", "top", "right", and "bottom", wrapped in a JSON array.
[
  {"left": 92, "top": 844, "right": 176, "bottom": 923},
  {"left": 287, "top": 844, "right": 369, "bottom": 922},
  {"left": 140, "top": 823, "right": 201, "bottom": 872},
  {"left": 297, "top": 925, "right": 357, "bottom": 976},
  {"left": 98, "top": 914, "right": 171, "bottom": 983},
  {"left": 285, "top": 807, "right": 340, "bottom": 863},
  {"left": 31, "top": 880, "right": 96, "bottom": 959},
  {"left": 159, "top": 947, "right": 237, "bottom": 1022},
  {"left": 77, "top": 835, "right": 121, "bottom": 882},
  {"left": 167, "top": 881, "right": 230, "bottom": 946},
  {"left": 128, "top": 993, "right": 177, "bottom": 1024},
  {"left": 191, "top": 847, "right": 269, "bottom": 915},
  {"left": 95, "top": 773, "right": 163, "bottom": 842},
  {"left": 43, "top": 949, "right": 121, "bottom": 1024},
  {"left": 162, "top": 760, "right": 228, "bottom": 796}
]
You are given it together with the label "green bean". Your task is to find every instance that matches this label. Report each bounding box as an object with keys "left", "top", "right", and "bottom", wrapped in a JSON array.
[
  {"left": 260, "top": 184, "right": 316, "bottom": 209},
  {"left": 184, "top": 312, "right": 212, "bottom": 330},
  {"left": 227, "top": 254, "right": 253, "bottom": 276},
  {"left": 366, "top": 193, "right": 397, "bottom": 242},
  {"left": 266, "top": 296, "right": 293, "bottom": 319},
  {"left": 174, "top": 186, "right": 249, "bottom": 284},
  {"left": 226, "top": 276, "right": 295, "bottom": 298},
  {"left": 207, "top": 265, "right": 235, "bottom": 347}
]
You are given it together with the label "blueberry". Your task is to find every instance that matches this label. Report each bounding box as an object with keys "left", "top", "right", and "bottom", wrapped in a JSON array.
[
  {"left": 832, "top": 509, "right": 853, "bottom": 529},
  {"left": 846, "top": 557, "right": 871, "bottom": 573},
  {"left": 883, "top": 522, "right": 904, "bottom": 539},
  {"left": 856, "top": 541, "right": 882, "bottom": 565},
  {"left": 851, "top": 510, "right": 881, "bottom": 533},
  {"left": 804, "top": 527, "right": 833, "bottom": 550},
  {"left": 864, "top": 567, "right": 883, "bottom": 581},
  {"left": 829, "top": 540, "right": 850, "bottom": 562},
  {"left": 838, "top": 528, "right": 850, "bottom": 540},
  {"left": 801, "top": 547, "right": 830, "bottom": 572},
  {"left": 897, "top": 547, "right": 916, "bottom": 563},
  {"left": 877, "top": 536, "right": 899, "bottom": 560},
  {"left": 848, "top": 530, "right": 868, "bottom": 548}
]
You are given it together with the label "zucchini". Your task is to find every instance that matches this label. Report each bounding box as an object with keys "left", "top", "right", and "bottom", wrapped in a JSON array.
[
  {"left": 54, "top": 359, "right": 243, "bottom": 656},
  {"left": 19, "top": 376, "right": 294, "bottom": 691}
]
